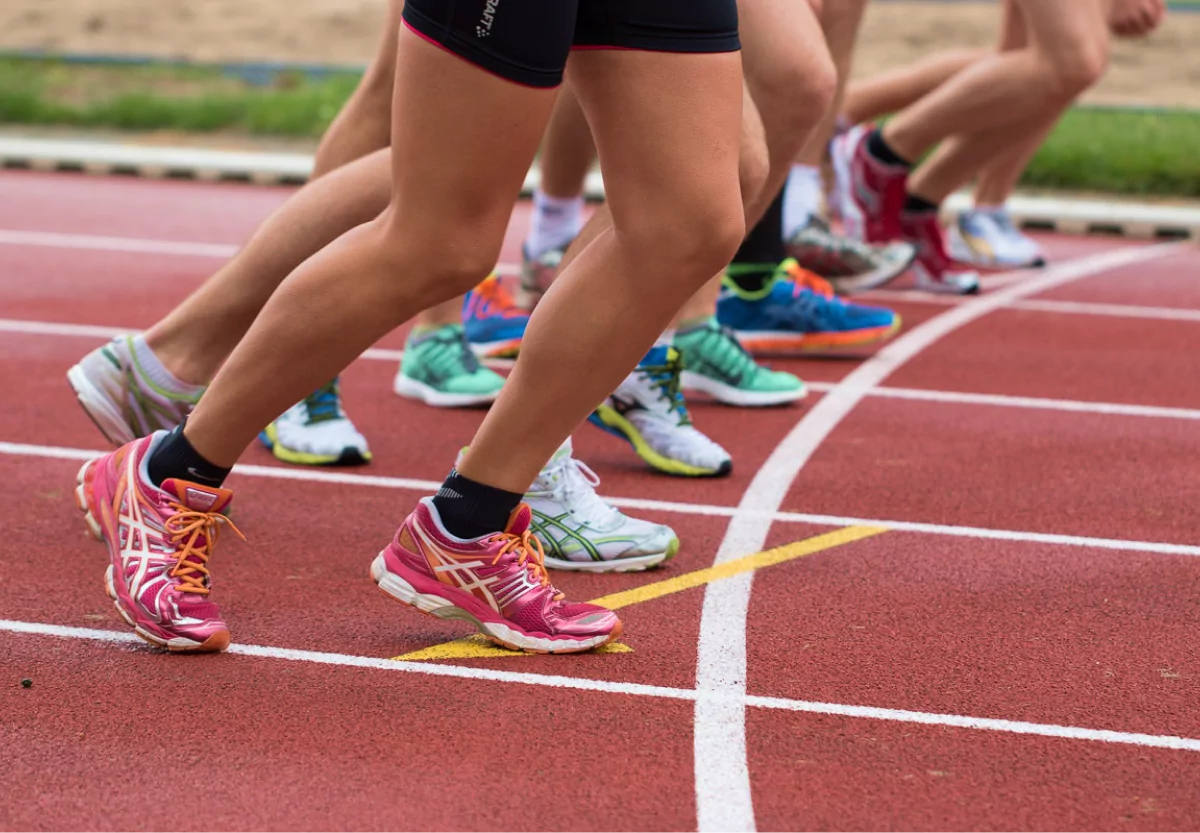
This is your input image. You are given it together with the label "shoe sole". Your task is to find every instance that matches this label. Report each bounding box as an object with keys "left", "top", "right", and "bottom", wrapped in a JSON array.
[
  {"left": 370, "top": 554, "right": 622, "bottom": 654},
  {"left": 467, "top": 338, "right": 523, "bottom": 360},
  {"left": 680, "top": 370, "right": 807, "bottom": 408},
  {"left": 258, "top": 424, "right": 372, "bottom": 467},
  {"left": 66, "top": 364, "right": 135, "bottom": 447},
  {"left": 588, "top": 408, "right": 732, "bottom": 478},
  {"left": 393, "top": 374, "right": 499, "bottom": 408},
  {"left": 824, "top": 248, "right": 918, "bottom": 295},
  {"left": 75, "top": 460, "right": 229, "bottom": 653},
  {"left": 543, "top": 536, "right": 679, "bottom": 574},
  {"left": 734, "top": 318, "right": 902, "bottom": 355}
]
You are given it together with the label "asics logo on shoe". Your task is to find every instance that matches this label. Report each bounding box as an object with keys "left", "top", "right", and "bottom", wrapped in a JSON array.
[
  {"left": 184, "top": 487, "right": 220, "bottom": 511},
  {"left": 411, "top": 522, "right": 538, "bottom": 612}
]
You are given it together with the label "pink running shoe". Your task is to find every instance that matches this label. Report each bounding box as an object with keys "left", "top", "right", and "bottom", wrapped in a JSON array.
[
  {"left": 76, "top": 433, "right": 243, "bottom": 652},
  {"left": 831, "top": 124, "right": 908, "bottom": 244},
  {"left": 371, "top": 498, "right": 622, "bottom": 653},
  {"left": 900, "top": 211, "right": 981, "bottom": 296}
]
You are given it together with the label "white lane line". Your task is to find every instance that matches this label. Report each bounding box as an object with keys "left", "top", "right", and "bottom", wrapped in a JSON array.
[
  {"left": 691, "top": 241, "right": 1187, "bottom": 832},
  {"left": 4, "top": 618, "right": 1200, "bottom": 754},
  {"left": 802, "top": 382, "right": 1200, "bottom": 421},
  {"left": 1014, "top": 297, "right": 1200, "bottom": 323},
  {"left": 0, "top": 227, "right": 522, "bottom": 276},
  {"left": 744, "top": 694, "right": 1200, "bottom": 754},
  {"left": 0, "top": 229, "right": 240, "bottom": 258},
  {"left": 4, "top": 439, "right": 1199, "bottom": 557},
  {"left": 8, "top": 318, "right": 1200, "bottom": 422},
  {"left": 864, "top": 290, "right": 1200, "bottom": 323}
]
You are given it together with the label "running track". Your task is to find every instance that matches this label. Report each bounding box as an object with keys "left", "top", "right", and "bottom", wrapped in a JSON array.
[{"left": 2, "top": 170, "right": 1199, "bottom": 831}]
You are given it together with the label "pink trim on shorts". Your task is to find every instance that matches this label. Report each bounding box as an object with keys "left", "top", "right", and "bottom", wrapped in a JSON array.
[{"left": 401, "top": 20, "right": 561, "bottom": 90}]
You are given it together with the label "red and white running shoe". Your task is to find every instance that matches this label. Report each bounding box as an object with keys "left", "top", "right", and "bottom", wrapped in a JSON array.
[
  {"left": 76, "top": 433, "right": 242, "bottom": 652},
  {"left": 901, "top": 211, "right": 981, "bottom": 295},
  {"left": 371, "top": 498, "right": 622, "bottom": 653},
  {"left": 831, "top": 124, "right": 909, "bottom": 244}
]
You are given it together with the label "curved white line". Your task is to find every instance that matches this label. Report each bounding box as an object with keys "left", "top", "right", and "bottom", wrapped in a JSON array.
[{"left": 691, "top": 241, "right": 1186, "bottom": 832}]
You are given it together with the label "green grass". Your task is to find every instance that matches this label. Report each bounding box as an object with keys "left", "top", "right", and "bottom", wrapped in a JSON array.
[
  {"left": 0, "top": 58, "right": 359, "bottom": 137},
  {"left": 1, "top": 57, "right": 1198, "bottom": 197},
  {"left": 1021, "top": 107, "right": 1200, "bottom": 197}
]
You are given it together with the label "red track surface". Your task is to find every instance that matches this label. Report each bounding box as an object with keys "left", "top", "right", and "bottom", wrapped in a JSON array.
[{"left": 2, "top": 170, "right": 1199, "bottom": 830}]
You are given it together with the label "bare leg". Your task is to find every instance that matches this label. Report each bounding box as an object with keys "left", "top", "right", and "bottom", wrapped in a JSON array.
[
  {"left": 145, "top": 150, "right": 391, "bottom": 384},
  {"left": 458, "top": 49, "right": 745, "bottom": 492},
  {"left": 842, "top": 49, "right": 981, "bottom": 125},
  {"left": 538, "top": 86, "right": 595, "bottom": 198},
  {"left": 183, "top": 31, "right": 559, "bottom": 467},
  {"left": 881, "top": 0, "right": 1110, "bottom": 163}
]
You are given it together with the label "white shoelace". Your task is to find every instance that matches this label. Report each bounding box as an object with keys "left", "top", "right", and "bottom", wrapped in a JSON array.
[{"left": 537, "top": 454, "right": 622, "bottom": 531}]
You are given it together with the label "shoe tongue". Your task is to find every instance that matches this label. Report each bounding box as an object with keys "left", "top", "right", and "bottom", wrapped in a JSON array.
[
  {"left": 549, "top": 437, "right": 573, "bottom": 464},
  {"left": 160, "top": 479, "right": 233, "bottom": 514},
  {"left": 504, "top": 503, "right": 533, "bottom": 536}
]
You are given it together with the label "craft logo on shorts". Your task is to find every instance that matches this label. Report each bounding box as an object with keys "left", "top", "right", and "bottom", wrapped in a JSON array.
[{"left": 476, "top": 0, "right": 499, "bottom": 37}]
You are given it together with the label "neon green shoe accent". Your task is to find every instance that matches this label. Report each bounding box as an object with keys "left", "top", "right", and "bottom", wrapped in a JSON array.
[
  {"left": 591, "top": 403, "right": 723, "bottom": 477},
  {"left": 396, "top": 324, "right": 504, "bottom": 407}
]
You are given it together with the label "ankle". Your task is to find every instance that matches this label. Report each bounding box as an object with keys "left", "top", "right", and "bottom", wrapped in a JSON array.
[
  {"left": 147, "top": 423, "right": 232, "bottom": 489},
  {"left": 432, "top": 469, "right": 524, "bottom": 539}
]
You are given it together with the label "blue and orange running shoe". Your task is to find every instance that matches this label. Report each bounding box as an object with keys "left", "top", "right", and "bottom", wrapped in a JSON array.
[
  {"left": 717, "top": 259, "right": 901, "bottom": 355},
  {"left": 462, "top": 274, "right": 530, "bottom": 359}
]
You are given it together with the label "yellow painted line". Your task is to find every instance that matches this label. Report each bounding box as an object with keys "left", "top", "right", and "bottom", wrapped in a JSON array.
[{"left": 391, "top": 525, "right": 887, "bottom": 662}]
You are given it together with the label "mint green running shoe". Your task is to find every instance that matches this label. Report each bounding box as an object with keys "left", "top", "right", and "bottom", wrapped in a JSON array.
[
  {"left": 675, "top": 317, "right": 807, "bottom": 407},
  {"left": 394, "top": 324, "right": 505, "bottom": 407}
]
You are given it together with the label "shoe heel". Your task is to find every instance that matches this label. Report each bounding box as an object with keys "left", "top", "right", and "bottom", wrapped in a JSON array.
[{"left": 75, "top": 460, "right": 103, "bottom": 541}]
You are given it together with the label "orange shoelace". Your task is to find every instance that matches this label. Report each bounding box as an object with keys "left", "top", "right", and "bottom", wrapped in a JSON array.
[
  {"left": 490, "top": 529, "right": 562, "bottom": 599},
  {"left": 782, "top": 261, "right": 836, "bottom": 299},
  {"left": 165, "top": 506, "right": 245, "bottom": 595}
]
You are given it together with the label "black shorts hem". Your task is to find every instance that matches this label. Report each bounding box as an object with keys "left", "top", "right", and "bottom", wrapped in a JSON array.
[{"left": 573, "top": 32, "right": 740, "bottom": 54}]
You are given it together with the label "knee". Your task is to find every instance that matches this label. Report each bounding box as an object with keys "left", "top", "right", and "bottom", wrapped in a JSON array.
[
  {"left": 635, "top": 198, "right": 746, "bottom": 285},
  {"left": 1041, "top": 37, "right": 1109, "bottom": 100},
  {"left": 374, "top": 212, "right": 502, "bottom": 303},
  {"left": 753, "top": 51, "right": 838, "bottom": 162}
]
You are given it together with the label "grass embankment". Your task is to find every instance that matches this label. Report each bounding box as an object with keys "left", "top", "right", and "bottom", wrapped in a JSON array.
[{"left": 1, "top": 57, "right": 1198, "bottom": 197}]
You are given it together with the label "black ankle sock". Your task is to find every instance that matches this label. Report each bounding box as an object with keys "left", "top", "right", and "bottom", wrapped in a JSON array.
[
  {"left": 730, "top": 189, "right": 785, "bottom": 293},
  {"left": 867, "top": 129, "right": 911, "bottom": 168},
  {"left": 902, "top": 193, "right": 940, "bottom": 215},
  {"left": 147, "top": 423, "right": 232, "bottom": 489},
  {"left": 433, "top": 469, "right": 524, "bottom": 539}
]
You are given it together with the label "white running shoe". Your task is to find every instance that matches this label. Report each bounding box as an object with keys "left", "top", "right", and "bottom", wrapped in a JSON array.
[
  {"left": 949, "top": 207, "right": 1046, "bottom": 270},
  {"left": 526, "top": 440, "right": 680, "bottom": 572},
  {"left": 589, "top": 346, "right": 733, "bottom": 477},
  {"left": 67, "top": 335, "right": 203, "bottom": 446},
  {"left": 258, "top": 379, "right": 372, "bottom": 466}
]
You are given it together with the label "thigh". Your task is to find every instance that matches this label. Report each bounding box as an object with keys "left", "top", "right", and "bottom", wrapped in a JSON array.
[
  {"left": 1012, "top": 0, "right": 1109, "bottom": 57},
  {"left": 385, "top": 4, "right": 570, "bottom": 244}
]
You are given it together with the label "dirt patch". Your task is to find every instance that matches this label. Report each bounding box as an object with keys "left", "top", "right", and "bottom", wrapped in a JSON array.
[{"left": 2, "top": 1, "right": 1198, "bottom": 108}]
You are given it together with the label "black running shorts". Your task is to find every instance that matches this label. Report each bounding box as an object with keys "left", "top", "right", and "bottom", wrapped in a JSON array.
[{"left": 402, "top": 0, "right": 740, "bottom": 89}]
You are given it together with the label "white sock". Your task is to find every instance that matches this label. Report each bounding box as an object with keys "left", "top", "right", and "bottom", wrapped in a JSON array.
[
  {"left": 129, "top": 334, "right": 205, "bottom": 393},
  {"left": 782, "top": 165, "right": 824, "bottom": 240},
  {"left": 526, "top": 189, "right": 584, "bottom": 259}
]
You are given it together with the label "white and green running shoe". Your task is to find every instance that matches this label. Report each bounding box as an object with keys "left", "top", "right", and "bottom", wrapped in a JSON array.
[
  {"left": 259, "top": 379, "right": 372, "bottom": 466},
  {"left": 675, "top": 318, "right": 807, "bottom": 407},
  {"left": 394, "top": 324, "right": 505, "bottom": 407},
  {"left": 67, "top": 335, "right": 204, "bottom": 446},
  {"left": 449, "top": 438, "right": 680, "bottom": 573},
  {"left": 589, "top": 345, "right": 733, "bottom": 477}
]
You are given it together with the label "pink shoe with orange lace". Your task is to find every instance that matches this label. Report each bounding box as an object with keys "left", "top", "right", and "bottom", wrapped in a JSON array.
[
  {"left": 75, "top": 432, "right": 243, "bottom": 652},
  {"left": 371, "top": 498, "right": 622, "bottom": 653},
  {"left": 718, "top": 259, "right": 901, "bottom": 354}
]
